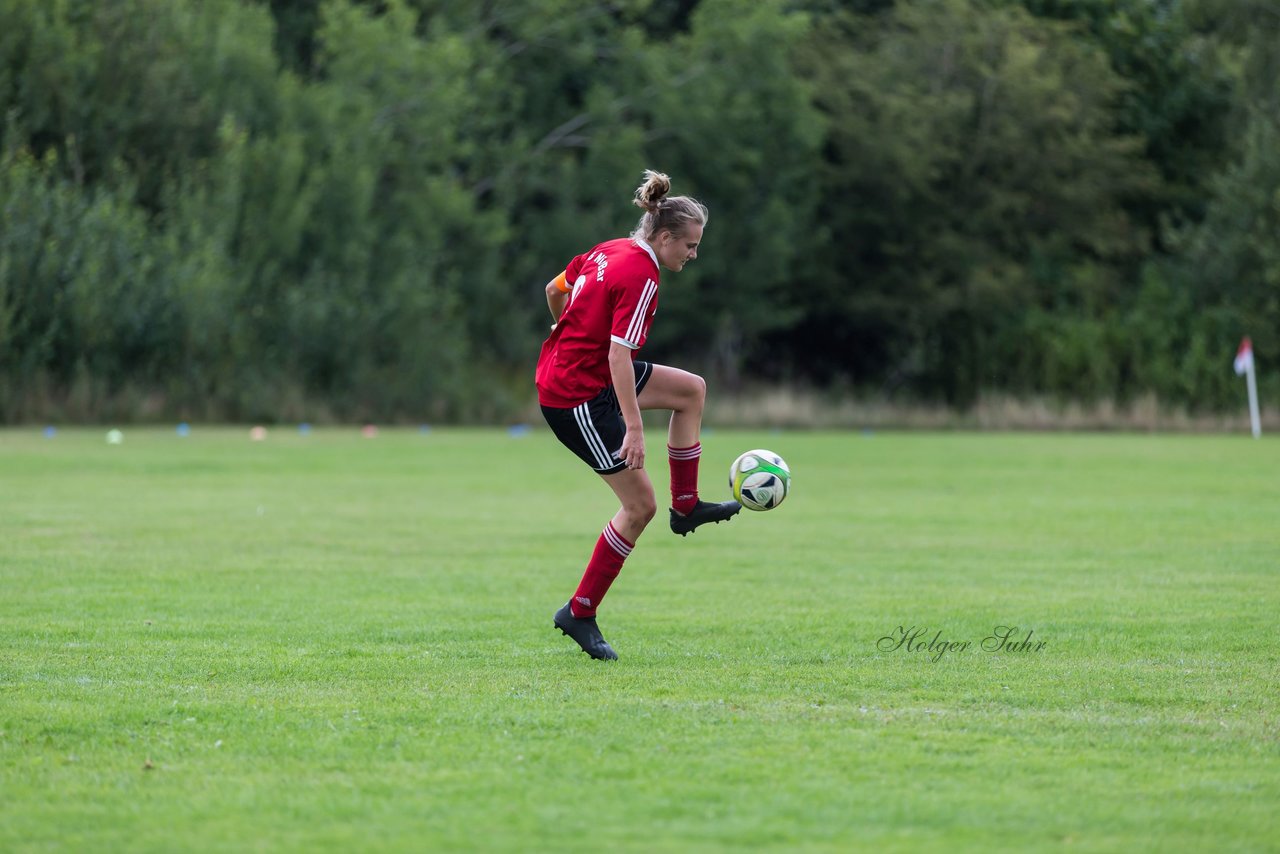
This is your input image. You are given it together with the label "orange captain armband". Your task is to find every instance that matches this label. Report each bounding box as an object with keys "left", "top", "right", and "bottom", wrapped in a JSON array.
[{"left": 551, "top": 271, "right": 572, "bottom": 294}]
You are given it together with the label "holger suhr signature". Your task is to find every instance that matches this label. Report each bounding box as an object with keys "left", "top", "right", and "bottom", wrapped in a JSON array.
[{"left": 877, "top": 625, "right": 1047, "bottom": 663}]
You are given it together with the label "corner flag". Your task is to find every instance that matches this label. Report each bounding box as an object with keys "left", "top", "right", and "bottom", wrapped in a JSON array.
[
  {"left": 1234, "top": 337, "right": 1260, "bottom": 438},
  {"left": 1234, "top": 337, "right": 1254, "bottom": 376}
]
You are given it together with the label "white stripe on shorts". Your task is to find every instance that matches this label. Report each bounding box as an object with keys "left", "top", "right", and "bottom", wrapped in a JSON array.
[
  {"left": 634, "top": 360, "right": 651, "bottom": 390},
  {"left": 573, "top": 402, "right": 613, "bottom": 471}
]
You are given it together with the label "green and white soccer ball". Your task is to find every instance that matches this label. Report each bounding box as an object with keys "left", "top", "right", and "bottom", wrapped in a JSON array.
[{"left": 729, "top": 449, "right": 791, "bottom": 511}]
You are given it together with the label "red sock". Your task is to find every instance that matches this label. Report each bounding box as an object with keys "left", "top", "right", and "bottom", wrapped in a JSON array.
[
  {"left": 570, "top": 522, "right": 633, "bottom": 618},
  {"left": 669, "top": 443, "right": 701, "bottom": 515}
]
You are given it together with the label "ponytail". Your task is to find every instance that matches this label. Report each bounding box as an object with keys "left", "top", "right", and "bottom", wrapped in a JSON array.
[{"left": 630, "top": 170, "right": 708, "bottom": 242}]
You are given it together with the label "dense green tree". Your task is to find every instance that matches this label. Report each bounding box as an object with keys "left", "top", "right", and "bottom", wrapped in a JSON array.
[
  {"left": 637, "top": 0, "right": 823, "bottom": 386},
  {"left": 0, "top": 149, "right": 182, "bottom": 418},
  {"left": 1158, "top": 0, "right": 1280, "bottom": 408},
  {"left": 0, "top": 0, "right": 280, "bottom": 209},
  {"left": 0, "top": 0, "right": 1271, "bottom": 421},
  {"left": 1014, "top": 0, "right": 1235, "bottom": 231},
  {"left": 790, "top": 0, "right": 1154, "bottom": 403}
]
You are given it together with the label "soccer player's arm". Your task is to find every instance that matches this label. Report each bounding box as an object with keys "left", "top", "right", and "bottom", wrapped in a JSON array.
[
  {"left": 609, "top": 342, "right": 643, "bottom": 469},
  {"left": 545, "top": 270, "right": 574, "bottom": 328},
  {"left": 608, "top": 273, "right": 656, "bottom": 470}
]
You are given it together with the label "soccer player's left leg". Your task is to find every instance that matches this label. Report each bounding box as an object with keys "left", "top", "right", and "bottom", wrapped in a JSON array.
[
  {"left": 569, "top": 519, "right": 636, "bottom": 619},
  {"left": 571, "top": 468, "right": 655, "bottom": 618},
  {"left": 636, "top": 364, "right": 741, "bottom": 535},
  {"left": 554, "top": 468, "right": 656, "bottom": 660}
]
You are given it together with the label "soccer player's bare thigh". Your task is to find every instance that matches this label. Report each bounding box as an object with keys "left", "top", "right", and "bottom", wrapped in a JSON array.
[{"left": 636, "top": 364, "right": 706, "bottom": 411}]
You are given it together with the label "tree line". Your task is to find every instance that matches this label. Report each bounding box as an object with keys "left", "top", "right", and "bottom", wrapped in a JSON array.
[{"left": 1, "top": 0, "right": 1275, "bottom": 422}]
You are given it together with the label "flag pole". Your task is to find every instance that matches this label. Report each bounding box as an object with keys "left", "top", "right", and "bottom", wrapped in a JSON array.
[{"left": 1246, "top": 359, "right": 1261, "bottom": 439}]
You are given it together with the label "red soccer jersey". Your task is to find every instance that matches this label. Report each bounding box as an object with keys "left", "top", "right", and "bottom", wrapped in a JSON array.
[{"left": 536, "top": 237, "right": 661, "bottom": 408}]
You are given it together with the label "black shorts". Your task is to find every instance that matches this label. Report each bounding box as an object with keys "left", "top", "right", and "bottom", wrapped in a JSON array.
[{"left": 541, "top": 361, "right": 654, "bottom": 475}]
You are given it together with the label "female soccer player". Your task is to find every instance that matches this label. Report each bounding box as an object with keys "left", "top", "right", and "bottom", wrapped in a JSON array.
[{"left": 537, "top": 170, "right": 741, "bottom": 660}]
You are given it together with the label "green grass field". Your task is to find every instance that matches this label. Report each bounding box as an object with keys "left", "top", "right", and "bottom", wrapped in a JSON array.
[{"left": 2, "top": 426, "right": 1277, "bottom": 852}]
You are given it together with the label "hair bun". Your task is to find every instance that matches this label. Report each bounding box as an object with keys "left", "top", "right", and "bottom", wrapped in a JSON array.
[
  {"left": 628, "top": 170, "right": 707, "bottom": 243},
  {"left": 633, "top": 169, "right": 672, "bottom": 213}
]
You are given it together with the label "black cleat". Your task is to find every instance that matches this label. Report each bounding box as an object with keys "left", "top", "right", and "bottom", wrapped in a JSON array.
[
  {"left": 669, "top": 499, "right": 742, "bottom": 536},
  {"left": 554, "top": 602, "right": 618, "bottom": 660}
]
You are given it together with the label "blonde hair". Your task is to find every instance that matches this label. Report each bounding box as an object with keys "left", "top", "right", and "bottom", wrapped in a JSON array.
[{"left": 630, "top": 169, "right": 708, "bottom": 242}]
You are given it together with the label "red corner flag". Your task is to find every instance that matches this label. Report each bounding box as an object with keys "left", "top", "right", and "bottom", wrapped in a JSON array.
[{"left": 1234, "top": 337, "right": 1255, "bottom": 376}]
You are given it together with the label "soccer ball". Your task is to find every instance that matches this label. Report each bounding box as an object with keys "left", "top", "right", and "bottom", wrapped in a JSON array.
[{"left": 729, "top": 449, "right": 791, "bottom": 511}]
